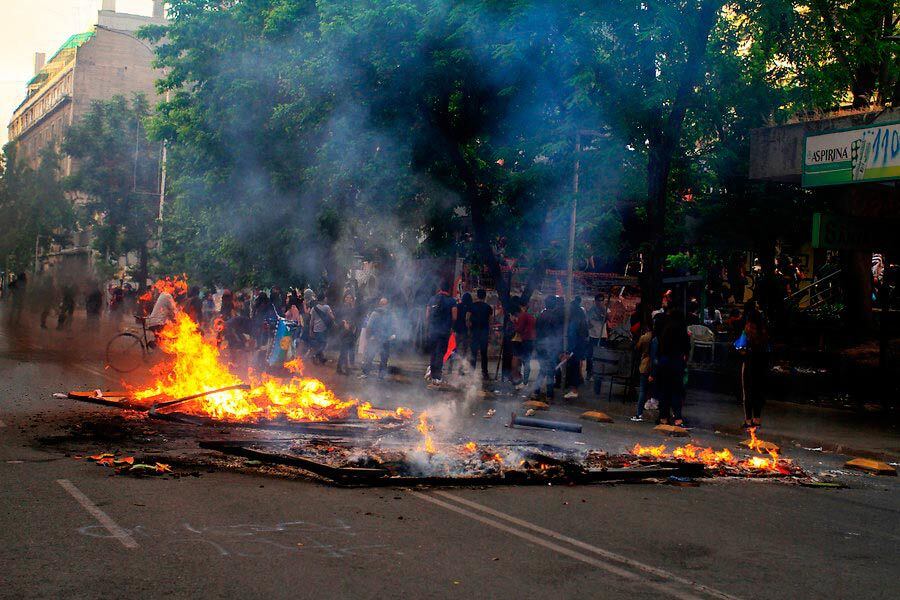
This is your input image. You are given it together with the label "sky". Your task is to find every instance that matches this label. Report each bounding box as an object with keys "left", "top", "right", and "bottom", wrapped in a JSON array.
[{"left": 0, "top": 0, "right": 153, "bottom": 145}]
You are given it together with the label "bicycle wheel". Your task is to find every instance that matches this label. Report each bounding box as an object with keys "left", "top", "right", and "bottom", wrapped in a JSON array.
[{"left": 106, "top": 332, "right": 146, "bottom": 373}]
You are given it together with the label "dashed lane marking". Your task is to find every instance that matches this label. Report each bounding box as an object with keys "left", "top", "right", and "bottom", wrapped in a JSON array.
[{"left": 57, "top": 479, "right": 138, "bottom": 549}]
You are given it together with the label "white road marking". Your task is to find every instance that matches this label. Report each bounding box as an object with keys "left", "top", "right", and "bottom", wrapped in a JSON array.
[
  {"left": 415, "top": 490, "right": 741, "bottom": 600},
  {"left": 70, "top": 363, "right": 114, "bottom": 380},
  {"left": 57, "top": 479, "right": 138, "bottom": 549}
]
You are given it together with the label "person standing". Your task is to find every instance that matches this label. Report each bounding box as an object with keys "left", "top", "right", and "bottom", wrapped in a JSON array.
[
  {"left": 336, "top": 292, "right": 358, "bottom": 375},
  {"left": 585, "top": 293, "right": 609, "bottom": 381},
  {"left": 739, "top": 301, "right": 770, "bottom": 428},
  {"left": 453, "top": 292, "right": 473, "bottom": 373},
  {"left": 359, "top": 297, "right": 395, "bottom": 379},
  {"left": 535, "top": 295, "right": 564, "bottom": 400},
  {"left": 512, "top": 300, "right": 536, "bottom": 387},
  {"left": 307, "top": 293, "right": 335, "bottom": 364},
  {"left": 467, "top": 289, "right": 493, "bottom": 380},
  {"left": 656, "top": 310, "right": 690, "bottom": 427},
  {"left": 631, "top": 323, "right": 653, "bottom": 421},
  {"left": 425, "top": 280, "right": 458, "bottom": 386},
  {"left": 564, "top": 297, "right": 589, "bottom": 399}
]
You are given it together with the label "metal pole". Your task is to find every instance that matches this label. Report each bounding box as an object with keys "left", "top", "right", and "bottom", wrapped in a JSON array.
[
  {"left": 33, "top": 234, "right": 40, "bottom": 276},
  {"left": 157, "top": 91, "right": 170, "bottom": 251},
  {"left": 157, "top": 141, "right": 167, "bottom": 249},
  {"left": 562, "top": 133, "right": 580, "bottom": 375}
]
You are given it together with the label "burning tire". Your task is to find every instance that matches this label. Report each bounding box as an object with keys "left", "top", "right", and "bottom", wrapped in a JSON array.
[{"left": 106, "top": 332, "right": 146, "bottom": 373}]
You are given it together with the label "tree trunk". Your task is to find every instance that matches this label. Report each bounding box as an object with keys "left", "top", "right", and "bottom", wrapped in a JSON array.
[
  {"left": 639, "top": 0, "right": 722, "bottom": 319},
  {"left": 137, "top": 243, "right": 149, "bottom": 293}
]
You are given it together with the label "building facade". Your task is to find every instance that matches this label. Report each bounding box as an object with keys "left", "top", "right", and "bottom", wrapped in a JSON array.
[
  {"left": 7, "top": 0, "right": 167, "bottom": 172},
  {"left": 5, "top": 1, "right": 167, "bottom": 276}
]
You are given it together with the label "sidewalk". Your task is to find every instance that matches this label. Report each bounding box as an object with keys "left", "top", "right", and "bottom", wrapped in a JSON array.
[
  {"left": 563, "top": 384, "right": 899, "bottom": 461},
  {"left": 387, "top": 352, "right": 900, "bottom": 461}
]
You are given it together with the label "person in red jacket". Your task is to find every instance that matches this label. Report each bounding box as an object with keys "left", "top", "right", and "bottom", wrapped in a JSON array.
[{"left": 511, "top": 299, "right": 537, "bottom": 387}]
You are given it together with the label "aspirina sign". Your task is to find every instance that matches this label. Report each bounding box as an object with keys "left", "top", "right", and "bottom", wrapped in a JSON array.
[{"left": 803, "top": 121, "right": 900, "bottom": 187}]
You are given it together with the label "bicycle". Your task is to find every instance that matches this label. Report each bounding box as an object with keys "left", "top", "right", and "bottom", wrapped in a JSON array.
[{"left": 106, "top": 316, "right": 157, "bottom": 373}]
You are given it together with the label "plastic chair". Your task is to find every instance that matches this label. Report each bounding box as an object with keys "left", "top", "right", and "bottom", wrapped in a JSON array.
[{"left": 687, "top": 325, "right": 715, "bottom": 364}]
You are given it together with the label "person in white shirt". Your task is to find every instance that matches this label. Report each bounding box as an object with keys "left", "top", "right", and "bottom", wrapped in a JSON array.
[{"left": 146, "top": 291, "right": 177, "bottom": 331}]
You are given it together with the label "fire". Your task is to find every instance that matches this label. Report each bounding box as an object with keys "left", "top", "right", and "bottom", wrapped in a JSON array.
[
  {"left": 152, "top": 275, "right": 188, "bottom": 297},
  {"left": 631, "top": 429, "right": 789, "bottom": 474},
  {"left": 463, "top": 441, "right": 478, "bottom": 453},
  {"left": 133, "top": 311, "right": 410, "bottom": 423},
  {"left": 632, "top": 444, "right": 667, "bottom": 459},
  {"left": 416, "top": 412, "right": 437, "bottom": 454},
  {"left": 284, "top": 358, "right": 304, "bottom": 374}
]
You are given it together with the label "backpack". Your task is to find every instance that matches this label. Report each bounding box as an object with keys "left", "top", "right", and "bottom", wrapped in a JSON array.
[{"left": 313, "top": 305, "right": 335, "bottom": 331}]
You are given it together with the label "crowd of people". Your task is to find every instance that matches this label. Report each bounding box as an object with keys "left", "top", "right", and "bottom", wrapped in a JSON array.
[{"left": 3, "top": 267, "right": 773, "bottom": 429}]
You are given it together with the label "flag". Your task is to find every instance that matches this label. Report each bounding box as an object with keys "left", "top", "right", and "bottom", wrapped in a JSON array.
[{"left": 443, "top": 331, "right": 457, "bottom": 363}]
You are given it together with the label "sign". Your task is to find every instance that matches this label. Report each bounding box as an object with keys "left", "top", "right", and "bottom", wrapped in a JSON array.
[
  {"left": 803, "top": 121, "right": 900, "bottom": 187},
  {"left": 812, "top": 213, "right": 900, "bottom": 250}
]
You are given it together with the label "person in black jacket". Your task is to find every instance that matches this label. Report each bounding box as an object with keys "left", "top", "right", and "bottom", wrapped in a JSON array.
[
  {"left": 656, "top": 309, "right": 690, "bottom": 426},
  {"left": 535, "top": 295, "right": 564, "bottom": 400},
  {"left": 425, "top": 280, "right": 457, "bottom": 385}
]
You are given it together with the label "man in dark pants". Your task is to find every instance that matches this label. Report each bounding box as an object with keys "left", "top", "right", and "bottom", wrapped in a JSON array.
[
  {"left": 425, "top": 280, "right": 457, "bottom": 386},
  {"left": 535, "top": 295, "right": 564, "bottom": 400},
  {"left": 467, "top": 289, "right": 493, "bottom": 379}
]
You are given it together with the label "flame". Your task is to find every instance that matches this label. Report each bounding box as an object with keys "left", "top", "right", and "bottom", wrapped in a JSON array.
[
  {"left": 152, "top": 275, "right": 188, "bottom": 297},
  {"left": 416, "top": 412, "right": 436, "bottom": 454},
  {"left": 284, "top": 358, "right": 304, "bottom": 374},
  {"left": 463, "top": 441, "right": 478, "bottom": 454},
  {"left": 632, "top": 444, "right": 667, "bottom": 459},
  {"left": 132, "top": 311, "right": 410, "bottom": 423}
]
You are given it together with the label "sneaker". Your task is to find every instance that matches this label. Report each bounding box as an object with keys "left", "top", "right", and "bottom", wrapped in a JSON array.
[
  {"left": 358, "top": 373, "right": 369, "bottom": 379},
  {"left": 564, "top": 391, "right": 579, "bottom": 399},
  {"left": 424, "top": 367, "right": 431, "bottom": 380},
  {"left": 630, "top": 416, "right": 643, "bottom": 422}
]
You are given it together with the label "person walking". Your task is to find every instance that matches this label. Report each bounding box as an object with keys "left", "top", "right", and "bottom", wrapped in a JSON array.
[
  {"left": 85, "top": 282, "right": 103, "bottom": 322},
  {"left": 656, "top": 310, "right": 690, "bottom": 427},
  {"left": 739, "top": 301, "right": 771, "bottom": 428},
  {"left": 467, "top": 289, "right": 493, "bottom": 380},
  {"left": 425, "top": 280, "right": 457, "bottom": 386},
  {"left": 359, "top": 297, "right": 395, "bottom": 379},
  {"left": 585, "top": 293, "right": 609, "bottom": 381}
]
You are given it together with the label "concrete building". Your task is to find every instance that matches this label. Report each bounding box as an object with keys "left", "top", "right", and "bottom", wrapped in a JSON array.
[
  {"left": 5, "top": 1, "right": 167, "bottom": 276},
  {"left": 7, "top": 0, "right": 167, "bottom": 172},
  {"left": 750, "top": 107, "right": 900, "bottom": 324}
]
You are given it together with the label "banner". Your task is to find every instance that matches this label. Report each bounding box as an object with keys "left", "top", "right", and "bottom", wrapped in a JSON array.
[{"left": 803, "top": 121, "right": 900, "bottom": 187}]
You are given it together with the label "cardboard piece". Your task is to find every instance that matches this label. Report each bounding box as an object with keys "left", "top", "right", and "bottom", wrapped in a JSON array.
[
  {"left": 580, "top": 411, "right": 614, "bottom": 423},
  {"left": 844, "top": 458, "right": 897, "bottom": 476},
  {"left": 523, "top": 400, "right": 550, "bottom": 411},
  {"left": 653, "top": 424, "right": 689, "bottom": 437}
]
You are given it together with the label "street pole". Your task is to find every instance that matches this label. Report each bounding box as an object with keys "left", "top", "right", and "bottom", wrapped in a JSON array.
[
  {"left": 158, "top": 140, "right": 167, "bottom": 250},
  {"left": 33, "top": 234, "right": 40, "bottom": 277},
  {"left": 562, "top": 133, "right": 581, "bottom": 388},
  {"left": 157, "top": 91, "right": 170, "bottom": 252}
]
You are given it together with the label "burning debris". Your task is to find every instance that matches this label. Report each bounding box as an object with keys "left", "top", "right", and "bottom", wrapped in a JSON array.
[
  {"left": 630, "top": 428, "right": 801, "bottom": 477},
  {"left": 129, "top": 311, "right": 412, "bottom": 425}
]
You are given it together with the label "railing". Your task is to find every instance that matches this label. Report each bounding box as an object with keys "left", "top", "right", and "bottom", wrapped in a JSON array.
[{"left": 785, "top": 269, "right": 842, "bottom": 311}]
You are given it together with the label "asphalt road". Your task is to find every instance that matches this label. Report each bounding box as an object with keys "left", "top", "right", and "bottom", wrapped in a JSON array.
[{"left": 1, "top": 317, "right": 898, "bottom": 600}]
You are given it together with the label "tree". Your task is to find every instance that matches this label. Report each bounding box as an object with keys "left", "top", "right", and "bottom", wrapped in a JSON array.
[
  {"left": 63, "top": 95, "right": 161, "bottom": 289},
  {"left": 0, "top": 143, "right": 73, "bottom": 273}
]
